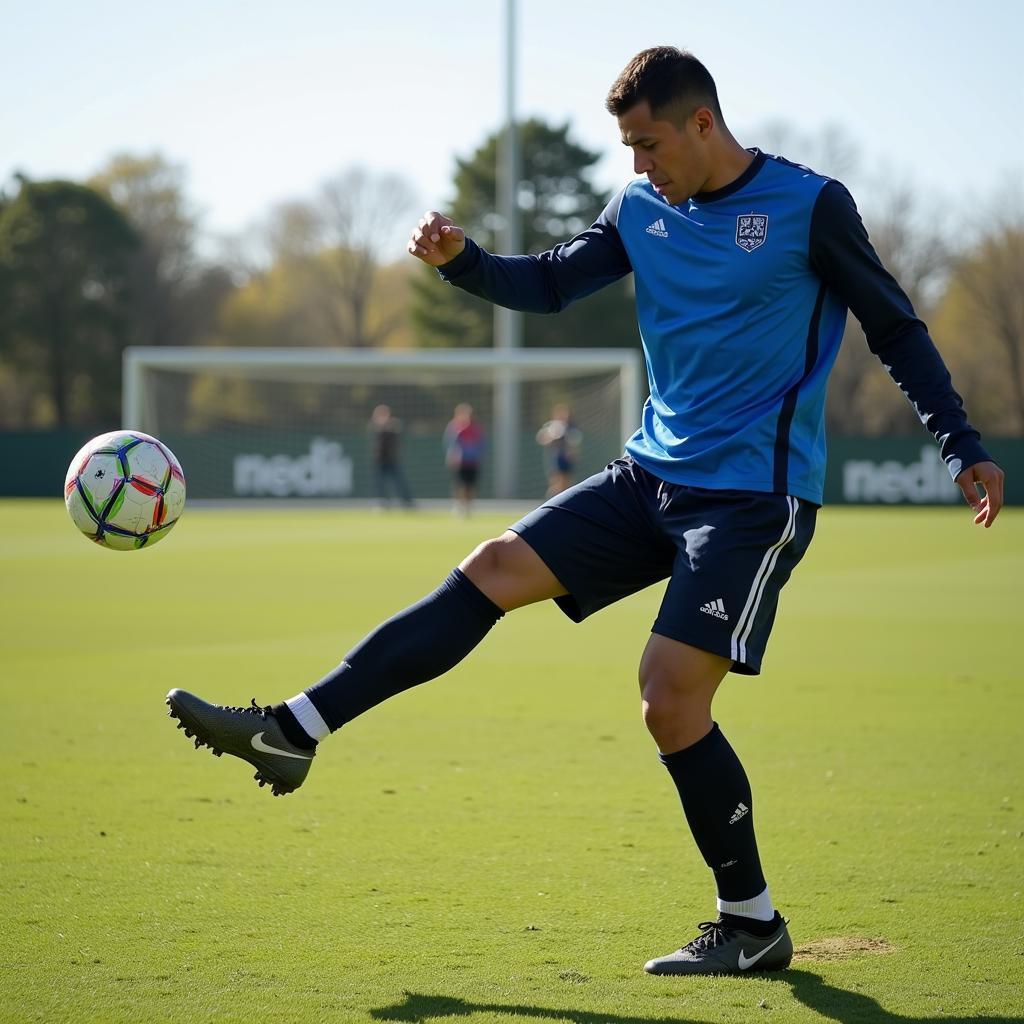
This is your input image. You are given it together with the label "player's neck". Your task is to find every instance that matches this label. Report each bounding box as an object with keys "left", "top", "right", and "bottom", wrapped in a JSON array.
[{"left": 700, "top": 139, "right": 756, "bottom": 194}]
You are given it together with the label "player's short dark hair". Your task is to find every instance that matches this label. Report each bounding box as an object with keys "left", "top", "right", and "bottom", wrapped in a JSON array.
[{"left": 605, "top": 46, "right": 722, "bottom": 123}]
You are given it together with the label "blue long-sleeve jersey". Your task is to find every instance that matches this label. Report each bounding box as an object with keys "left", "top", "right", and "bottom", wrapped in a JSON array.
[{"left": 438, "top": 149, "right": 990, "bottom": 504}]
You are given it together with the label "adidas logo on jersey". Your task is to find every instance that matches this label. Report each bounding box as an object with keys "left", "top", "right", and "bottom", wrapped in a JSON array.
[
  {"left": 729, "top": 802, "right": 749, "bottom": 825},
  {"left": 700, "top": 598, "right": 729, "bottom": 621},
  {"left": 645, "top": 218, "right": 669, "bottom": 238}
]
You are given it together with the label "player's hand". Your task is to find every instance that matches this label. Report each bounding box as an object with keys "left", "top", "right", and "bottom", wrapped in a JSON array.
[
  {"left": 955, "top": 460, "right": 1004, "bottom": 528},
  {"left": 408, "top": 211, "right": 466, "bottom": 267}
]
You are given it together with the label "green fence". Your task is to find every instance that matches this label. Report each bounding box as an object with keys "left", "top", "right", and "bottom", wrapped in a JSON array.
[
  {"left": 3, "top": 430, "right": 1022, "bottom": 504},
  {"left": 821, "top": 438, "right": 1023, "bottom": 504}
]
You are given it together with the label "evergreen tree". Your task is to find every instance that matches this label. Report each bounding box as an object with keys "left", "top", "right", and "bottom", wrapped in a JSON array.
[
  {"left": 0, "top": 178, "right": 138, "bottom": 427},
  {"left": 411, "top": 119, "right": 637, "bottom": 350}
]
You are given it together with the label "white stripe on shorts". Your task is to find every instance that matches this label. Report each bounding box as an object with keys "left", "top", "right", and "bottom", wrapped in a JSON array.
[{"left": 730, "top": 496, "right": 798, "bottom": 665}]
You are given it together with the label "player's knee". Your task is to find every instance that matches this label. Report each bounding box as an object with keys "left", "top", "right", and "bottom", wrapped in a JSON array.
[
  {"left": 639, "top": 646, "right": 708, "bottom": 699},
  {"left": 640, "top": 678, "right": 714, "bottom": 751},
  {"left": 460, "top": 531, "right": 565, "bottom": 612},
  {"left": 641, "top": 676, "right": 698, "bottom": 730},
  {"left": 638, "top": 648, "right": 721, "bottom": 749},
  {"left": 462, "top": 534, "right": 515, "bottom": 583}
]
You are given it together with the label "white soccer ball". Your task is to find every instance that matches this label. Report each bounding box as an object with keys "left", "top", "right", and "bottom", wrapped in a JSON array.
[{"left": 64, "top": 430, "right": 186, "bottom": 550}]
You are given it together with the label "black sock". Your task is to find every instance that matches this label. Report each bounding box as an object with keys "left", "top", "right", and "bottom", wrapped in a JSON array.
[
  {"left": 272, "top": 703, "right": 318, "bottom": 750},
  {"left": 720, "top": 912, "right": 781, "bottom": 937},
  {"left": 299, "top": 568, "right": 504, "bottom": 732},
  {"left": 659, "top": 722, "right": 767, "bottom": 903}
]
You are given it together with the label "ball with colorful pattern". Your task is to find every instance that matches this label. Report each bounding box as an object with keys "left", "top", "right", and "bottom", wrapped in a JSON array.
[{"left": 64, "top": 430, "right": 186, "bottom": 550}]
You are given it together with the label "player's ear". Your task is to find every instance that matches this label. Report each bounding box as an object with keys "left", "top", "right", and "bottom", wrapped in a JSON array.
[{"left": 693, "top": 107, "right": 714, "bottom": 138}]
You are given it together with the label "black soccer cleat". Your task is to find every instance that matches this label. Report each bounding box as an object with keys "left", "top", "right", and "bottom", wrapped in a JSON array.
[
  {"left": 643, "top": 913, "right": 793, "bottom": 976},
  {"left": 166, "top": 688, "right": 314, "bottom": 796}
]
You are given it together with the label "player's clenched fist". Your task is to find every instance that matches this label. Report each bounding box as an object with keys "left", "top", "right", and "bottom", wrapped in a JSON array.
[{"left": 408, "top": 211, "right": 466, "bottom": 267}]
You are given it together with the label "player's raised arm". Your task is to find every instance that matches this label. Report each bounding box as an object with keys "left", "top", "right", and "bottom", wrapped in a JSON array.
[
  {"left": 408, "top": 211, "right": 466, "bottom": 267},
  {"left": 423, "top": 189, "right": 633, "bottom": 316}
]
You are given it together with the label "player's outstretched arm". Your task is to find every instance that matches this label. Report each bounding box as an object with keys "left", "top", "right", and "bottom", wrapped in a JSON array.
[
  {"left": 955, "top": 460, "right": 1005, "bottom": 528},
  {"left": 408, "top": 211, "right": 465, "bottom": 267}
]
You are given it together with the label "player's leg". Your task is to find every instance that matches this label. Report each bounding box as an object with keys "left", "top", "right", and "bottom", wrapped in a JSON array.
[
  {"left": 167, "top": 456, "right": 671, "bottom": 795},
  {"left": 463, "top": 467, "right": 479, "bottom": 514},
  {"left": 640, "top": 636, "right": 771, "bottom": 916},
  {"left": 395, "top": 465, "right": 414, "bottom": 507},
  {"left": 374, "top": 463, "right": 388, "bottom": 507},
  {"left": 452, "top": 470, "right": 469, "bottom": 516},
  {"left": 640, "top": 490, "right": 816, "bottom": 975},
  {"left": 638, "top": 632, "right": 729, "bottom": 753},
  {"left": 639, "top": 637, "right": 793, "bottom": 976},
  {"left": 639, "top": 634, "right": 790, "bottom": 975},
  {"left": 167, "top": 530, "right": 565, "bottom": 794},
  {"left": 288, "top": 529, "right": 566, "bottom": 732}
]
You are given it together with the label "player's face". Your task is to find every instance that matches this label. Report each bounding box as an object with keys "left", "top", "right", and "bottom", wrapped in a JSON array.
[{"left": 618, "top": 101, "right": 709, "bottom": 206}]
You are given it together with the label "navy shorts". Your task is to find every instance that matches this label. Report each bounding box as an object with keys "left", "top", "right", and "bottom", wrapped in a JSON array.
[{"left": 510, "top": 456, "right": 817, "bottom": 674}]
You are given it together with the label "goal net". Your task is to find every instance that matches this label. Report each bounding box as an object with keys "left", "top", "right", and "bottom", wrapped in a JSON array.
[{"left": 123, "top": 348, "right": 643, "bottom": 502}]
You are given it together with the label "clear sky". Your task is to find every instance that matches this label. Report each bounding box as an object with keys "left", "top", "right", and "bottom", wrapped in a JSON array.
[{"left": 3, "top": 0, "right": 1021, "bottom": 247}]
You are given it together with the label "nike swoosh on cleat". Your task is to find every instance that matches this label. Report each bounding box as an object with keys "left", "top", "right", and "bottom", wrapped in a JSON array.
[
  {"left": 737, "top": 932, "right": 786, "bottom": 970},
  {"left": 250, "top": 732, "right": 313, "bottom": 760}
]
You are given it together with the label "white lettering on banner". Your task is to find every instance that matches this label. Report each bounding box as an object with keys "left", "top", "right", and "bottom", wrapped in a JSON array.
[
  {"left": 842, "top": 446, "right": 958, "bottom": 504},
  {"left": 233, "top": 438, "right": 354, "bottom": 497}
]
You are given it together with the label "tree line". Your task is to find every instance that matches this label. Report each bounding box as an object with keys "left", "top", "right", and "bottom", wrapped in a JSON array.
[{"left": 0, "top": 122, "right": 1020, "bottom": 435}]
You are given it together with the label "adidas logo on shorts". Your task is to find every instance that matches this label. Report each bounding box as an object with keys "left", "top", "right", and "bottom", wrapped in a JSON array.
[{"left": 700, "top": 598, "right": 729, "bottom": 621}]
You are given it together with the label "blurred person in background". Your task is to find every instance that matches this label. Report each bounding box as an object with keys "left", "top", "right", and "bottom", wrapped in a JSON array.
[
  {"left": 443, "top": 403, "right": 485, "bottom": 516},
  {"left": 536, "top": 403, "right": 582, "bottom": 497},
  {"left": 368, "top": 404, "right": 414, "bottom": 509}
]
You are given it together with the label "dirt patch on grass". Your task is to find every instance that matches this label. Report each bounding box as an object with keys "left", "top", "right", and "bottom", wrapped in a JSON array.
[{"left": 793, "top": 936, "right": 895, "bottom": 961}]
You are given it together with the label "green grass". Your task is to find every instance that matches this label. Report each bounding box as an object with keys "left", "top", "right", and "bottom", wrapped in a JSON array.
[{"left": 1, "top": 500, "right": 1022, "bottom": 1024}]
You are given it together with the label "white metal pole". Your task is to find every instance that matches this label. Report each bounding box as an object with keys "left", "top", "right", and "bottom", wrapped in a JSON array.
[
  {"left": 493, "top": 0, "right": 523, "bottom": 499},
  {"left": 122, "top": 348, "right": 142, "bottom": 430}
]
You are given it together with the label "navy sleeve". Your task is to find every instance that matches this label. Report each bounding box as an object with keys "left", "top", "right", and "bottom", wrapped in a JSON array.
[
  {"left": 436, "top": 188, "right": 633, "bottom": 314},
  {"left": 809, "top": 180, "right": 991, "bottom": 480}
]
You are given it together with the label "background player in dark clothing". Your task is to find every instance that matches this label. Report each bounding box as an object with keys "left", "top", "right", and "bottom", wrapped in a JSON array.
[
  {"left": 368, "top": 404, "right": 414, "bottom": 508},
  {"left": 536, "top": 403, "right": 582, "bottom": 497},
  {"left": 167, "top": 46, "right": 1004, "bottom": 977}
]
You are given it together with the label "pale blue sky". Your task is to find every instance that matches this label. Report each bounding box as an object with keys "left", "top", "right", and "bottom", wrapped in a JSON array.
[{"left": 3, "top": 0, "right": 1021, "bottom": 246}]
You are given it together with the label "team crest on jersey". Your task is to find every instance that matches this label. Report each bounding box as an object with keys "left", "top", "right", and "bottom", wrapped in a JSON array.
[{"left": 735, "top": 213, "right": 768, "bottom": 252}]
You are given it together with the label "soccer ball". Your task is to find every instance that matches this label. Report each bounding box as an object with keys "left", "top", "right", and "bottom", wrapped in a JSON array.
[{"left": 64, "top": 430, "right": 186, "bottom": 550}]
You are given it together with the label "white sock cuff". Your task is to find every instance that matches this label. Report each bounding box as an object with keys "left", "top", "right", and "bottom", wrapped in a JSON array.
[
  {"left": 285, "top": 693, "right": 331, "bottom": 742},
  {"left": 717, "top": 885, "right": 774, "bottom": 922}
]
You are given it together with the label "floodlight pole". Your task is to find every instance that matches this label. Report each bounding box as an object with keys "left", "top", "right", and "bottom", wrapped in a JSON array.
[{"left": 493, "top": 0, "right": 523, "bottom": 499}]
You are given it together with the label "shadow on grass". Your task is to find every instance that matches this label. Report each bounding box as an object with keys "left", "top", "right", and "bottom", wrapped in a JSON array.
[
  {"left": 370, "top": 973, "right": 1024, "bottom": 1024},
  {"left": 787, "top": 972, "right": 1023, "bottom": 1024}
]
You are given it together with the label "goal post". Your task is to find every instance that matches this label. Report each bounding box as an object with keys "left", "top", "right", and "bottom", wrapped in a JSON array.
[{"left": 123, "top": 347, "right": 644, "bottom": 503}]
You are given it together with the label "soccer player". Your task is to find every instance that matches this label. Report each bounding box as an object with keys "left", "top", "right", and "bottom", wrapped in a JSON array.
[
  {"left": 166, "top": 47, "right": 1004, "bottom": 976},
  {"left": 536, "top": 403, "right": 582, "bottom": 497},
  {"left": 368, "top": 404, "right": 414, "bottom": 508},
  {"left": 443, "top": 402, "right": 485, "bottom": 515}
]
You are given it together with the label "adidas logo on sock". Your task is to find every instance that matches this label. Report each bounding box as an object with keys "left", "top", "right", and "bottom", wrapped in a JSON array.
[
  {"left": 729, "top": 802, "right": 749, "bottom": 825},
  {"left": 646, "top": 218, "right": 669, "bottom": 238},
  {"left": 700, "top": 598, "right": 729, "bottom": 621}
]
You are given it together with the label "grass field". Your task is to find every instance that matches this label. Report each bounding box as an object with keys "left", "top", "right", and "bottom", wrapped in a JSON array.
[{"left": 2, "top": 500, "right": 1022, "bottom": 1024}]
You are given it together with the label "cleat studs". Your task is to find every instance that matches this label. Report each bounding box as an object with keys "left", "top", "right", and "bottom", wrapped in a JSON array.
[
  {"left": 194, "top": 738, "right": 202, "bottom": 749},
  {"left": 176, "top": 722, "right": 184, "bottom": 729}
]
